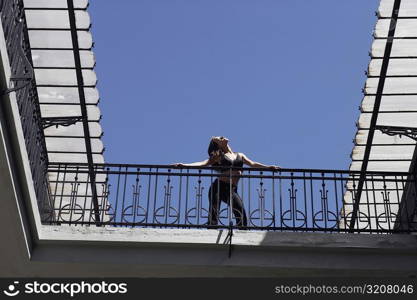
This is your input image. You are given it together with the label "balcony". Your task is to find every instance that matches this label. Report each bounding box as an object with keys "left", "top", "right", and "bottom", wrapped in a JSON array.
[
  {"left": 1, "top": 0, "right": 414, "bottom": 237},
  {"left": 2, "top": 0, "right": 417, "bottom": 278},
  {"left": 46, "top": 163, "right": 417, "bottom": 234}
]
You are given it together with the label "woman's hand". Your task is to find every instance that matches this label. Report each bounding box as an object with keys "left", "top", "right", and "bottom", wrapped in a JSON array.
[{"left": 268, "top": 165, "right": 281, "bottom": 171}]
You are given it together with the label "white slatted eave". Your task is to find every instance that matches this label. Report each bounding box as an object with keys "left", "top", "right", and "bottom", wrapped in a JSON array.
[
  {"left": 24, "top": 0, "right": 104, "bottom": 165},
  {"left": 24, "top": 0, "right": 107, "bottom": 224},
  {"left": 353, "top": 0, "right": 417, "bottom": 173},
  {"left": 343, "top": 0, "right": 417, "bottom": 231}
]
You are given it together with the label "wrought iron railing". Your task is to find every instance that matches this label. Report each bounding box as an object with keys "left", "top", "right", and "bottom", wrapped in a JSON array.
[
  {"left": 0, "top": 0, "right": 52, "bottom": 221},
  {"left": 46, "top": 163, "right": 417, "bottom": 233}
]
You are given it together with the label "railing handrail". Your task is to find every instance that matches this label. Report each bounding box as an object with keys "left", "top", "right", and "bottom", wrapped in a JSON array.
[
  {"left": 47, "top": 162, "right": 414, "bottom": 177},
  {"left": 46, "top": 170, "right": 414, "bottom": 183}
]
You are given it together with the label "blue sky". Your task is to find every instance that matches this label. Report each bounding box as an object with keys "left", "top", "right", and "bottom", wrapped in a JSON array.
[{"left": 89, "top": 0, "right": 379, "bottom": 169}]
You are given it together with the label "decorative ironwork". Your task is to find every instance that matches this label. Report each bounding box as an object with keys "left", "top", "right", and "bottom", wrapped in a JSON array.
[
  {"left": 42, "top": 116, "right": 83, "bottom": 129},
  {"left": 154, "top": 170, "right": 179, "bottom": 224},
  {"left": 377, "top": 178, "right": 397, "bottom": 230},
  {"left": 1, "top": 17, "right": 33, "bottom": 95},
  {"left": 100, "top": 182, "right": 115, "bottom": 223},
  {"left": 121, "top": 173, "right": 146, "bottom": 223},
  {"left": 250, "top": 173, "right": 274, "bottom": 227},
  {"left": 313, "top": 176, "right": 338, "bottom": 229},
  {"left": 58, "top": 177, "right": 82, "bottom": 223},
  {"left": 375, "top": 125, "right": 417, "bottom": 142},
  {"left": 0, "top": 0, "right": 52, "bottom": 222},
  {"left": 282, "top": 174, "right": 306, "bottom": 228},
  {"left": 218, "top": 207, "right": 244, "bottom": 226},
  {"left": 185, "top": 171, "right": 208, "bottom": 225},
  {"left": 346, "top": 179, "right": 370, "bottom": 230}
]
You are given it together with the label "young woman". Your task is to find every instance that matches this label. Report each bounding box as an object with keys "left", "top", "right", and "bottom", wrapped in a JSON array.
[{"left": 174, "top": 136, "right": 280, "bottom": 227}]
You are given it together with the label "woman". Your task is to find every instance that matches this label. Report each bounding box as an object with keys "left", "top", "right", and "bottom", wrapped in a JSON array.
[{"left": 174, "top": 136, "right": 280, "bottom": 227}]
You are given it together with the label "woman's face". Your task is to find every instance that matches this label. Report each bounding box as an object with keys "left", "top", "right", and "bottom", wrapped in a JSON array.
[{"left": 213, "top": 136, "right": 229, "bottom": 148}]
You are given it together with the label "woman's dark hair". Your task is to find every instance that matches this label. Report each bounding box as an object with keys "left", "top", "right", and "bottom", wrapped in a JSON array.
[
  {"left": 207, "top": 139, "right": 220, "bottom": 157},
  {"left": 207, "top": 138, "right": 224, "bottom": 170}
]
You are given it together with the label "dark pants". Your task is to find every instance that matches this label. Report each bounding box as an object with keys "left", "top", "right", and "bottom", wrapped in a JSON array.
[{"left": 208, "top": 179, "right": 248, "bottom": 226}]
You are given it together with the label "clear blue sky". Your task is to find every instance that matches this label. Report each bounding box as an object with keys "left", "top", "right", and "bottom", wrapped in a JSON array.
[{"left": 89, "top": 0, "right": 379, "bottom": 169}]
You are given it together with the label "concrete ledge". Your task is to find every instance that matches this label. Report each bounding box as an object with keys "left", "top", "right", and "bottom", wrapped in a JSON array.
[
  {"left": 39, "top": 225, "right": 417, "bottom": 251},
  {"left": 28, "top": 225, "right": 417, "bottom": 277}
]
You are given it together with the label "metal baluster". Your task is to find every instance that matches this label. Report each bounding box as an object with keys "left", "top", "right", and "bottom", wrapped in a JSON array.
[
  {"left": 196, "top": 170, "right": 203, "bottom": 225},
  {"left": 351, "top": 174, "right": 359, "bottom": 231},
  {"left": 320, "top": 174, "right": 328, "bottom": 231},
  {"left": 51, "top": 164, "right": 61, "bottom": 220},
  {"left": 279, "top": 172, "right": 283, "bottom": 231},
  {"left": 114, "top": 166, "right": 122, "bottom": 224},
  {"left": 120, "top": 166, "right": 128, "bottom": 226},
  {"left": 229, "top": 167, "right": 233, "bottom": 227},
  {"left": 340, "top": 173, "right": 347, "bottom": 231},
  {"left": 132, "top": 169, "right": 141, "bottom": 226},
  {"left": 185, "top": 169, "right": 190, "bottom": 226},
  {"left": 371, "top": 174, "right": 378, "bottom": 232},
  {"left": 333, "top": 173, "right": 340, "bottom": 232},
  {"left": 272, "top": 170, "right": 276, "bottom": 228},
  {"left": 177, "top": 168, "right": 183, "bottom": 225},
  {"left": 381, "top": 175, "right": 392, "bottom": 231},
  {"left": 57, "top": 164, "right": 68, "bottom": 222},
  {"left": 303, "top": 171, "right": 307, "bottom": 229},
  {"left": 394, "top": 175, "right": 403, "bottom": 232},
  {"left": 68, "top": 170, "right": 80, "bottom": 225},
  {"left": 145, "top": 167, "right": 152, "bottom": 224},
  {"left": 152, "top": 167, "right": 159, "bottom": 226},
  {"left": 82, "top": 170, "right": 90, "bottom": 225},
  {"left": 309, "top": 172, "right": 314, "bottom": 230},
  {"left": 364, "top": 178, "right": 371, "bottom": 231}
]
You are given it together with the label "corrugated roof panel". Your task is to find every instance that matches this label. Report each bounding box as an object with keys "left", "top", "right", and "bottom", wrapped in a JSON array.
[
  {"left": 374, "top": 19, "right": 417, "bottom": 38},
  {"left": 34, "top": 69, "right": 97, "bottom": 86},
  {"left": 37, "top": 87, "right": 99, "bottom": 104},
  {"left": 28, "top": 30, "right": 93, "bottom": 49},
  {"left": 358, "top": 112, "right": 417, "bottom": 128},
  {"left": 372, "top": 39, "right": 417, "bottom": 57},
  {"left": 350, "top": 161, "right": 412, "bottom": 172},
  {"left": 355, "top": 130, "right": 417, "bottom": 145},
  {"left": 25, "top": 10, "right": 90, "bottom": 29},
  {"left": 351, "top": 145, "right": 415, "bottom": 160},
  {"left": 40, "top": 105, "right": 101, "bottom": 121},
  {"left": 378, "top": 0, "right": 417, "bottom": 18},
  {"left": 45, "top": 137, "right": 103, "bottom": 153},
  {"left": 365, "top": 77, "right": 417, "bottom": 94},
  {"left": 32, "top": 50, "right": 95, "bottom": 68},
  {"left": 369, "top": 59, "right": 417, "bottom": 76},
  {"left": 361, "top": 96, "right": 417, "bottom": 112},
  {"left": 23, "top": 0, "right": 88, "bottom": 9},
  {"left": 43, "top": 122, "right": 103, "bottom": 138}
]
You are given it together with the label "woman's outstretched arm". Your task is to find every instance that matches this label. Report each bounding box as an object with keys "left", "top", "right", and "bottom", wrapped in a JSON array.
[
  {"left": 241, "top": 153, "right": 280, "bottom": 170},
  {"left": 173, "top": 151, "right": 222, "bottom": 167},
  {"left": 173, "top": 159, "right": 210, "bottom": 167}
]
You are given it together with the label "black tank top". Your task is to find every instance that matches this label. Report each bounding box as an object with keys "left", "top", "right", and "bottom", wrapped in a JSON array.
[{"left": 217, "top": 152, "right": 244, "bottom": 168}]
